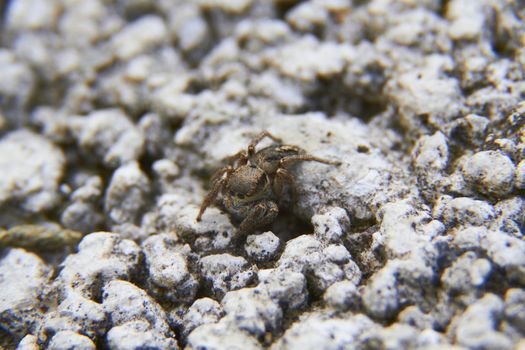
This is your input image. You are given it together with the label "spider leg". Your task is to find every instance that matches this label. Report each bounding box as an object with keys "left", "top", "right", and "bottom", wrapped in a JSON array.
[
  {"left": 273, "top": 168, "right": 298, "bottom": 204},
  {"left": 279, "top": 154, "right": 341, "bottom": 168},
  {"left": 226, "top": 150, "right": 248, "bottom": 166},
  {"left": 196, "top": 166, "right": 233, "bottom": 221},
  {"left": 238, "top": 200, "right": 279, "bottom": 236},
  {"left": 248, "top": 131, "right": 282, "bottom": 156}
]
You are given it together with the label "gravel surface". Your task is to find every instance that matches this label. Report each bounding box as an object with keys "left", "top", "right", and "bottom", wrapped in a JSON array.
[{"left": 1, "top": 0, "right": 525, "bottom": 349}]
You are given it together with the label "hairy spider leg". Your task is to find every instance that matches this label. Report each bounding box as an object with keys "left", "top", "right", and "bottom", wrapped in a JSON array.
[
  {"left": 238, "top": 200, "right": 279, "bottom": 235},
  {"left": 226, "top": 150, "right": 249, "bottom": 167},
  {"left": 196, "top": 166, "right": 233, "bottom": 221},
  {"left": 273, "top": 168, "right": 298, "bottom": 203},
  {"left": 247, "top": 131, "right": 282, "bottom": 157},
  {"left": 279, "top": 154, "right": 341, "bottom": 168}
]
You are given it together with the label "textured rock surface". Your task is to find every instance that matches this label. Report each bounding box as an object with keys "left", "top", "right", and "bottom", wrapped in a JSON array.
[
  {"left": 1, "top": 0, "right": 524, "bottom": 349},
  {"left": 0, "top": 249, "right": 51, "bottom": 346},
  {"left": 0, "top": 130, "right": 65, "bottom": 225}
]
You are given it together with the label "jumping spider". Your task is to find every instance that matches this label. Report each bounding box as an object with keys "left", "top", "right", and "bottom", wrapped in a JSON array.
[{"left": 196, "top": 131, "right": 340, "bottom": 235}]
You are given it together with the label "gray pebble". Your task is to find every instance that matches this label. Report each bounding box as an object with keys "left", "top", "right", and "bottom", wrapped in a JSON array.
[
  {"left": 105, "top": 161, "right": 151, "bottom": 225},
  {"left": 102, "top": 280, "right": 173, "bottom": 337},
  {"left": 199, "top": 253, "right": 256, "bottom": 299},
  {"left": 245, "top": 231, "right": 281, "bottom": 262},
  {"left": 55, "top": 233, "right": 142, "bottom": 300},
  {"left": 0, "top": 249, "right": 51, "bottom": 346},
  {"left": 186, "top": 321, "right": 262, "bottom": 350},
  {"left": 142, "top": 234, "right": 199, "bottom": 303},
  {"left": 48, "top": 331, "right": 96, "bottom": 350},
  {"left": 450, "top": 294, "right": 513, "bottom": 350},
  {"left": 181, "top": 297, "right": 224, "bottom": 338},
  {"left": 106, "top": 320, "right": 179, "bottom": 350},
  {"left": 461, "top": 150, "right": 516, "bottom": 197}
]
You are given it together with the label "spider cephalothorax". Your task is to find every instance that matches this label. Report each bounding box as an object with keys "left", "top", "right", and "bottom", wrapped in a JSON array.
[{"left": 196, "top": 131, "right": 339, "bottom": 235}]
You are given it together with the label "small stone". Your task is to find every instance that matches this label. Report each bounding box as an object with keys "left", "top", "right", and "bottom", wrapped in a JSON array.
[
  {"left": 504, "top": 289, "right": 525, "bottom": 333},
  {"left": 481, "top": 230, "right": 525, "bottom": 284},
  {"left": 412, "top": 131, "right": 449, "bottom": 200},
  {"left": 15, "top": 334, "right": 38, "bottom": 350},
  {"left": 277, "top": 235, "right": 360, "bottom": 294},
  {"left": 112, "top": 15, "right": 167, "bottom": 60},
  {"left": 265, "top": 36, "right": 353, "bottom": 82},
  {"left": 105, "top": 161, "right": 151, "bottom": 225},
  {"left": 245, "top": 231, "right": 281, "bottom": 262},
  {"left": 186, "top": 321, "right": 262, "bottom": 350},
  {"left": 515, "top": 160, "right": 525, "bottom": 190},
  {"left": 182, "top": 298, "right": 224, "bottom": 338},
  {"left": 286, "top": 2, "right": 329, "bottom": 32},
  {"left": 0, "top": 249, "right": 50, "bottom": 345},
  {"left": 385, "top": 58, "right": 463, "bottom": 132},
  {"left": 199, "top": 254, "right": 256, "bottom": 299},
  {"left": 102, "top": 280, "right": 173, "bottom": 337},
  {"left": 70, "top": 109, "right": 144, "bottom": 168},
  {"left": 6, "top": 0, "right": 61, "bottom": 31},
  {"left": 436, "top": 196, "right": 495, "bottom": 228},
  {"left": 0, "top": 50, "right": 35, "bottom": 127},
  {"left": 446, "top": 0, "right": 486, "bottom": 41},
  {"left": 452, "top": 226, "right": 487, "bottom": 252},
  {"left": 461, "top": 151, "right": 516, "bottom": 197},
  {"left": 221, "top": 288, "right": 282, "bottom": 337},
  {"left": 362, "top": 259, "right": 434, "bottom": 320},
  {"left": 47, "top": 331, "right": 96, "bottom": 350},
  {"left": 397, "top": 305, "right": 435, "bottom": 330},
  {"left": 441, "top": 252, "right": 491, "bottom": 305},
  {"left": 0, "top": 130, "right": 65, "bottom": 215},
  {"left": 271, "top": 312, "right": 376, "bottom": 350},
  {"left": 311, "top": 206, "right": 350, "bottom": 243},
  {"left": 199, "top": 0, "right": 254, "bottom": 15},
  {"left": 323, "top": 280, "right": 360, "bottom": 311},
  {"left": 142, "top": 234, "right": 199, "bottom": 303},
  {"left": 451, "top": 294, "right": 513, "bottom": 350},
  {"left": 258, "top": 268, "right": 308, "bottom": 312},
  {"left": 106, "top": 320, "right": 179, "bottom": 350},
  {"left": 56, "top": 233, "right": 141, "bottom": 299},
  {"left": 38, "top": 292, "right": 107, "bottom": 344}
]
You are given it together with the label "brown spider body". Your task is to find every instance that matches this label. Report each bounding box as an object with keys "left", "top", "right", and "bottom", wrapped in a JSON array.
[{"left": 196, "top": 131, "right": 339, "bottom": 235}]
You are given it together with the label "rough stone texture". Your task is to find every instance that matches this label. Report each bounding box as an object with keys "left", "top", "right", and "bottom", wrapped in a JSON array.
[
  {"left": 271, "top": 312, "right": 377, "bottom": 350},
  {"left": 38, "top": 292, "right": 107, "bottom": 344},
  {"left": 2, "top": 0, "right": 525, "bottom": 349},
  {"left": 461, "top": 150, "right": 516, "bottom": 197},
  {"left": 60, "top": 176, "right": 105, "bottom": 233},
  {"left": 106, "top": 320, "right": 179, "bottom": 350},
  {"left": 54, "top": 233, "right": 142, "bottom": 300},
  {"left": 199, "top": 253, "right": 256, "bottom": 299},
  {"left": 141, "top": 234, "right": 199, "bottom": 303},
  {"left": 311, "top": 206, "right": 351, "bottom": 243},
  {"left": 47, "top": 331, "right": 96, "bottom": 350},
  {"left": 0, "top": 130, "right": 65, "bottom": 223},
  {"left": 0, "top": 50, "right": 35, "bottom": 128},
  {"left": 221, "top": 287, "right": 283, "bottom": 338},
  {"left": 449, "top": 294, "right": 513, "bottom": 350},
  {"left": 105, "top": 161, "right": 151, "bottom": 225},
  {"left": 102, "top": 280, "right": 174, "bottom": 338},
  {"left": 186, "top": 321, "right": 262, "bottom": 350},
  {"left": 257, "top": 268, "right": 308, "bottom": 312},
  {"left": 0, "top": 249, "right": 51, "bottom": 347},
  {"left": 69, "top": 109, "right": 145, "bottom": 168},
  {"left": 245, "top": 231, "right": 281, "bottom": 262},
  {"left": 181, "top": 297, "right": 224, "bottom": 338}
]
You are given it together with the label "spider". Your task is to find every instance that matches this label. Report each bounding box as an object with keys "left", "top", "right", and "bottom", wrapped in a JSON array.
[{"left": 196, "top": 131, "right": 340, "bottom": 236}]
